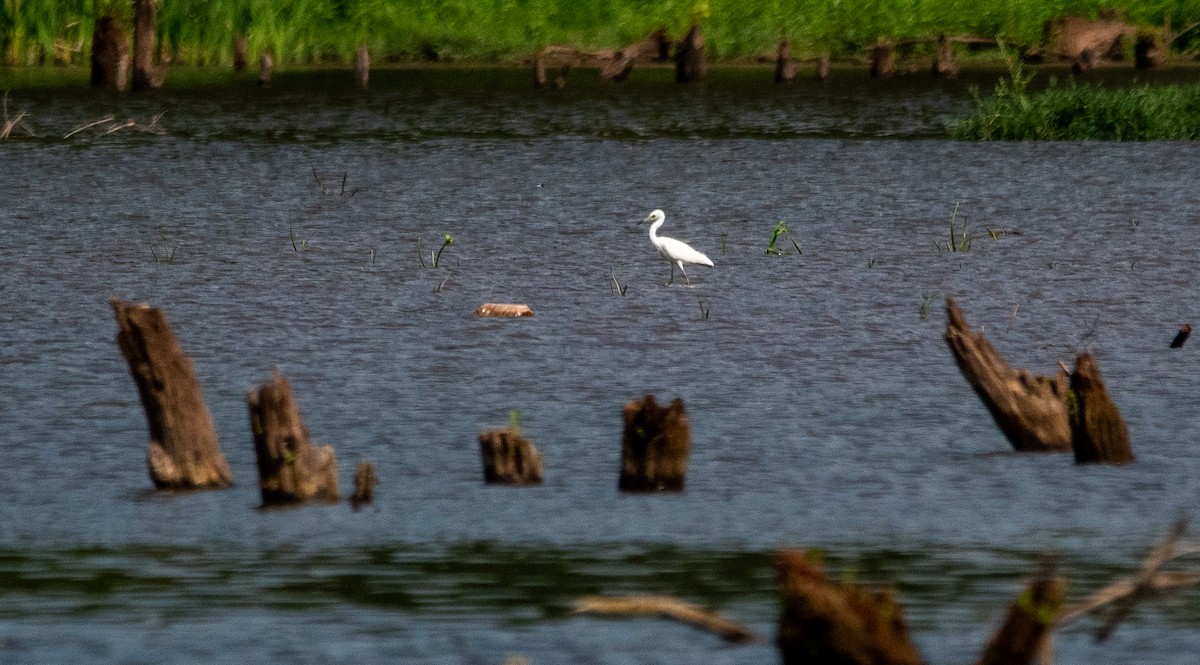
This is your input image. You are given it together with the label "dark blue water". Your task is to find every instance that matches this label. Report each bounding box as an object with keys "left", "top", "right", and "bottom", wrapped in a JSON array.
[{"left": 2, "top": 67, "right": 1200, "bottom": 664}]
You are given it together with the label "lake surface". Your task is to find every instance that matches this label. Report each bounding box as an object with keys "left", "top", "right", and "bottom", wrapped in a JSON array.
[{"left": 3, "top": 66, "right": 1200, "bottom": 664}]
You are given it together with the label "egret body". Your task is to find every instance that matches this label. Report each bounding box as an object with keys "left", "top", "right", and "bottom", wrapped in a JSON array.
[{"left": 643, "top": 209, "right": 713, "bottom": 286}]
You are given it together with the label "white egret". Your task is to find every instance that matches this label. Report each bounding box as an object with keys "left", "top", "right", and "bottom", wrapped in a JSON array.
[{"left": 643, "top": 209, "right": 713, "bottom": 286}]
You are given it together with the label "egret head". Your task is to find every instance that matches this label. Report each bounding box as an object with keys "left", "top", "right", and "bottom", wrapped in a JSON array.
[{"left": 643, "top": 209, "right": 665, "bottom": 225}]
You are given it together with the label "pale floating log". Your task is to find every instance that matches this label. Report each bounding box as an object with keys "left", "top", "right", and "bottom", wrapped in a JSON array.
[
  {"left": 870, "top": 41, "right": 895, "bottom": 78},
  {"left": 776, "top": 549, "right": 923, "bottom": 665},
  {"left": 132, "top": 0, "right": 164, "bottom": 91},
  {"left": 1170, "top": 324, "right": 1191, "bottom": 348},
  {"left": 675, "top": 25, "right": 706, "bottom": 83},
  {"left": 111, "top": 298, "right": 233, "bottom": 489},
  {"left": 932, "top": 34, "right": 958, "bottom": 79},
  {"left": 774, "top": 40, "right": 797, "bottom": 83},
  {"left": 1069, "top": 353, "right": 1134, "bottom": 465},
  {"left": 233, "top": 35, "right": 248, "bottom": 72},
  {"left": 91, "top": 16, "right": 130, "bottom": 92},
  {"left": 479, "top": 429, "right": 543, "bottom": 485},
  {"left": 945, "top": 296, "right": 1073, "bottom": 452},
  {"left": 350, "top": 460, "right": 377, "bottom": 510},
  {"left": 976, "top": 564, "right": 1065, "bottom": 665},
  {"left": 248, "top": 373, "right": 339, "bottom": 505},
  {"left": 533, "top": 31, "right": 668, "bottom": 89},
  {"left": 258, "top": 53, "right": 274, "bottom": 88},
  {"left": 475, "top": 303, "right": 534, "bottom": 317},
  {"left": 572, "top": 595, "right": 757, "bottom": 643},
  {"left": 619, "top": 395, "right": 690, "bottom": 491},
  {"left": 354, "top": 46, "right": 370, "bottom": 89}
]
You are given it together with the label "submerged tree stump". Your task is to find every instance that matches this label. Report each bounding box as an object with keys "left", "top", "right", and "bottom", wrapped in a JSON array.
[
  {"left": 776, "top": 550, "right": 924, "bottom": 665},
  {"left": 1170, "top": 324, "right": 1192, "bottom": 348},
  {"left": 619, "top": 395, "right": 691, "bottom": 491},
  {"left": 976, "top": 566, "right": 1065, "bottom": 665},
  {"left": 932, "top": 34, "right": 959, "bottom": 79},
  {"left": 258, "top": 53, "right": 274, "bottom": 88},
  {"left": 248, "top": 373, "right": 339, "bottom": 505},
  {"left": 350, "top": 460, "right": 377, "bottom": 510},
  {"left": 355, "top": 46, "right": 370, "bottom": 89},
  {"left": 816, "top": 55, "right": 831, "bottom": 81},
  {"left": 479, "top": 429, "right": 544, "bottom": 485},
  {"left": 132, "top": 0, "right": 164, "bottom": 91},
  {"left": 775, "top": 40, "right": 798, "bottom": 83},
  {"left": 91, "top": 16, "right": 130, "bottom": 91},
  {"left": 675, "top": 25, "right": 706, "bottom": 83},
  {"left": 870, "top": 42, "right": 895, "bottom": 78},
  {"left": 233, "top": 35, "right": 248, "bottom": 72},
  {"left": 944, "top": 297, "right": 1073, "bottom": 452},
  {"left": 111, "top": 298, "right": 232, "bottom": 489},
  {"left": 1069, "top": 353, "right": 1134, "bottom": 465}
]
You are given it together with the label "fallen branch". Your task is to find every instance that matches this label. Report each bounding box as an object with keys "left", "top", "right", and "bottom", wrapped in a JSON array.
[
  {"left": 572, "top": 595, "right": 757, "bottom": 643},
  {"left": 64, "top": 116, "right": 116, "bottom": 138}
]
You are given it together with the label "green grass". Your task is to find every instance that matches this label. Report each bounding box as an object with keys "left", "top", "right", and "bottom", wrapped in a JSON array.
[
  {"left": 949, "top": 59, "right": 1200, "bottom": 139},
  {"left": 4, "top": 1, "right": 1200, "bottom": 66}
]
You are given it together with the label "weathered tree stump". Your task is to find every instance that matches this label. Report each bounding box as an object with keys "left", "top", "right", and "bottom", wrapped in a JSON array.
[
  {"left": 619, "top": 395, "right": 690, "bottom": 491},
  {"left": 816, "top": 55, "right": 831, "bottom": 80},
  {"left": 354, "top": 46, "right": 370, "bottom": 89},
  {"left": 675, "top": 25, "right": 706, "bottom": 83},
  {"left": 132, "top": 0, "right": 164, "bottom": 91},
  {"left": 91, "top": 16, "right": 130, "bottom": 92},
  {"left": 479, "top": 429, "right": 544, "bottom": 485},
  {"left": 776, "top": 549, "right": 924, "bottom": 665},
  {"left": 1170, "top": 324, "right": 1191, "bottom": 348},
  {"left": 1069, "top": 353, "right": 1134, "bottom": 465},
  {"left": 944, "top": 296, "right": 1073, "bottom": 452},
  {"left": 976, "top": 565, "right": 1065, "bottom": 665},
  {"left": 248, "top": 373, "right": 339, "bottom": 505},
  {"left": 1136, "top": 34, "right": 1166, "bottom": 69},
  {"left": 775, "top": 40, "right": 797, "bottom": 83},
  {"left": 233, "top": 35, "right": 248, "bottom": 72},
  {"left": 870, "top": 42, "right": 895, "bottom": 78},
  {"left": 932, "top": 34, "right": 959, "bottom": 79},
  {"left": 111, "top": 298, "right": 233, "bottom": 489},
  {"left": 350, "top": 460, "right": 377, "bottom": 510},
  {"left": 258, "top": 53, "right": 274, "bottom": 88}
]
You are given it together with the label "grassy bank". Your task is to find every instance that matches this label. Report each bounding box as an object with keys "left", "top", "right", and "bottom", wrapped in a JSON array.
[
  {"left": 4, "top": 1, "right": 1200, "bottom": 67},
  {"left": 949, "top": 59, "right": 1200, "bottom": 139}
]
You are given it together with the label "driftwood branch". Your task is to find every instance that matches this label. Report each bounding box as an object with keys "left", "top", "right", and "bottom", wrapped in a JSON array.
[{"left": 572, "top": 595, "right": 757, "bottom": 643}]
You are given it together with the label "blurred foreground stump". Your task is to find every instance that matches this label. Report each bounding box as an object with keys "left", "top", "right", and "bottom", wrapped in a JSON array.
[
  {"left": 944, "top": 296, "right": 1072, "bottom": 452},
  {"left": 91, "top": 16, "right": 130, "bottom": 91},
  {"left": 112, "top": 298, "right": 233, "bottom": 489},
  {"left": 479, "top": 429, "right": 543, "bottom": 485},
  {"left": 619, "top": 395, "right": 690, "bottom": 491},
  {"left": 976, "top": 563, "right": 1065, "bottom": 665},
  {"left": 675, "top": 25, "right": 706, "bottom": 83},
  {"left": 1069, "top": 353, "right": 1134, "bottom": 465},
  {"left": 248, "top": 373, "right": 338, "bottom": 505},
  {"left": 776, "top": 550, "right": 923, "bottom": 665},
  {"left": 350, "top": 461, "right": 377, "bottom": 510}
]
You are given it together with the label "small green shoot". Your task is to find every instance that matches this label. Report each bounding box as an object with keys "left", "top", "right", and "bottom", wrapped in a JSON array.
[
  {"left": 609, "top": 271, "right": 627, "bottom": 296},
  {"left": 434, "top": 274, "right": 451, "bottom": 293},
  {"left": 289, "top": 225, "right": 308, "bottom": 252},
  {"left": 508, "top": 409, "right": 522, "bottom": 435},
  {"left": 720, "top": 233, "right": 728, "bottom": 254},
  {"left": 150, "top": 230, "right": 178, "bottom": 264},
  {"left": 698, "top": 297, "right": 709, "bottom": 320},
  {"left": 370, "top": 247, "right": 376, "bottom": 264},
  {"left": 919, "top": 292, "right": 937, "bottom": 321},
  {"left": 938, "top": 201, "right": 971, "bottom": 252},
  {"left": 766, "top": 220, "right": 802, "bottom": 255},
  {"left": 867, "top": 258, "right": 876, "bottom": 268}
]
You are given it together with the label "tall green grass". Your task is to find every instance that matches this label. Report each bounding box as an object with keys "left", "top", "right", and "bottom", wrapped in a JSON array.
[
  {"left": 949, "top": 59, "right": 1200, "bottom": 139},
  {"left": 4, "top": 1, "right": 1200, "bottom": 66}
]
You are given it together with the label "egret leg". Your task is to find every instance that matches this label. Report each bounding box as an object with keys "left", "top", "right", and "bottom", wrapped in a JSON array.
[
  {"left": 679, "top": 263, "right": 692, "bottom": 286},
  {"left": 667, "top": 262, "right": 675, "bottom": 285}
]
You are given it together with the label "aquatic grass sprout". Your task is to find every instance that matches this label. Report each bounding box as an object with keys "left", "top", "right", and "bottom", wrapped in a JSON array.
[
  {"left": 765, "top": 220, "right": 802, "bottom": 256},
  {"left": 938, "top": 201, "right": 971, "bottom": 252}
]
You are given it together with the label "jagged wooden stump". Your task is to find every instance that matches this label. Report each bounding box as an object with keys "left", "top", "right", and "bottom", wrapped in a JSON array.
[
  {"left": 111, "top": 298, "right": 232, "bottom": 489},
  {"left": 775, "top": 40, "right": 797, "bottom": 83},
  {"left": 350, "top": 461, "right": 377, "bottom": 510},
  {"left": 91, "top": 16, "right": 130, "bottom": 91},
  {"left": 776, "top": 549, "right": 924, "bottom": 665},
  {"left": 932, "top": 34, "right": 958, "bottom": 79},
  {"left": 871, "top": 42, "right": 895, "bottom": 78},
  {"left": 132, "top": 0, "right": 164, "bottom": 91},
  {"left": 619, "top": 395, "right": 690, "bottom": 491},
  {"left": 248, "top": 373, "right": 338, "bottom": 505},
  {"left": 976, "top": 567, "right": 1065, "bottom": 665},
  {"left": 675, "top": 25, "right": 706, "bottom": 83},
  {"left": 354, "top": 46, "right": 369, "bottom": 89},
  {"left": 944, "top": 296, "right": 1072, "bottom": 452},
  {"left": 480, "top": 429, "right": 543, "bottom": 485},
  {"left": 232, "top": 35, "right": 248, "bottom": 72},
  {"left": 258, "top": 53, "right": 273, "bottom": 88},
  {"left": 1070, "top": 353, "right": 1134, "bottom": 465}
]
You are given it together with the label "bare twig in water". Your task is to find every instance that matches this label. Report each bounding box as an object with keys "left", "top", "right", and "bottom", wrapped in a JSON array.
[
  {"left": 64, "top": 116, "right": 116, "bottom": 138},
  {"left": 103, "top": 119, "right": 137, "bottom": 135},
  {"left": 311, "top": 167, "right": 330, "bottom": 194},
  {"left": 572, "top": 595, "right": 757, "bottom": 643},
  {"left": 1, "top": 92, "right": 34, "bottom": 139}
]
